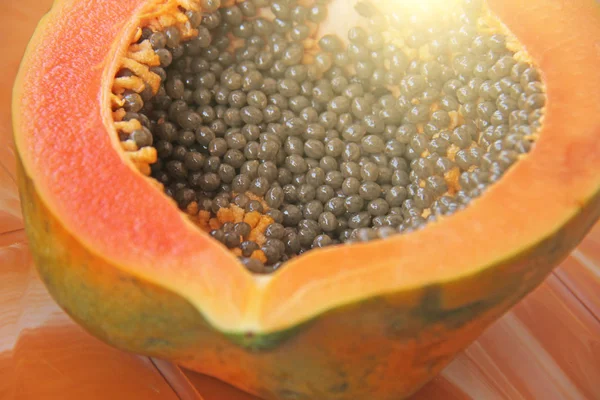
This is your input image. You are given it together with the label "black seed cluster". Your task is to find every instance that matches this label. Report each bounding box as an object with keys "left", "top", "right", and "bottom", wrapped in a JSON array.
[{"left": 116, "top": 0, "right": 546, "bottom": 274}]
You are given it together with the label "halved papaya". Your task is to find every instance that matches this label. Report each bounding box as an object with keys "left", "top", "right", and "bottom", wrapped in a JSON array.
[{"left": 12, "top": 0, "right": 600, "bottom": 398}]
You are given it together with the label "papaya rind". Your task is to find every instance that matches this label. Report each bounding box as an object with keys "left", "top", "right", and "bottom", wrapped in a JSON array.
[{"left": 18, "top": 152, "right": 600, "bottom": 399}]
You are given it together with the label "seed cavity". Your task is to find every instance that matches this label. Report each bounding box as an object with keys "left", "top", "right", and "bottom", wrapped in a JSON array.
[{"left": 110, "top": 0, "right": 546, "bottom": 274}]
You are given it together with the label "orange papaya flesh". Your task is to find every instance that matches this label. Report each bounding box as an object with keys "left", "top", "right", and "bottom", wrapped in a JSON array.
[
  {"left": 12, "top": 0, "right": 600, "bottom": 399},
  {"left": 14, "top": 0, "right": 600, "bottom": 333}
]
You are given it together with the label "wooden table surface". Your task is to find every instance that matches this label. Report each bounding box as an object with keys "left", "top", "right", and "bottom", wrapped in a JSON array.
[{"left": 1, "top": 1, "right": 599, "bottom": 399}]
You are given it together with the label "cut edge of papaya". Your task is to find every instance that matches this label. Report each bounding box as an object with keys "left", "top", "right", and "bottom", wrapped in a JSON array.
[{"left": 12, "top": 0, "right": 600, "bottom": 333}]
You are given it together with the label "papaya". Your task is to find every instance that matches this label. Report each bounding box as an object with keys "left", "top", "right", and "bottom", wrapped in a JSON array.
[{"left": 12, "top": 0, "right": 600, "bottom": 398}]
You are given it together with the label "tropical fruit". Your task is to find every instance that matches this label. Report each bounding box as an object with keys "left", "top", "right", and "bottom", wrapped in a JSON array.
[{"left": 12, "top": 0, "right": 600, "bottom": 398}]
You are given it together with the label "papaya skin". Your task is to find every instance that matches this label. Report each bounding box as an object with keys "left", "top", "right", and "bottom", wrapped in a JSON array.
[
  {"left": 12, "top": 0, "right": 600, "bottom": 398},
  {"left": 18, "top": 154, "right": 600, "bottom": 399}
]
